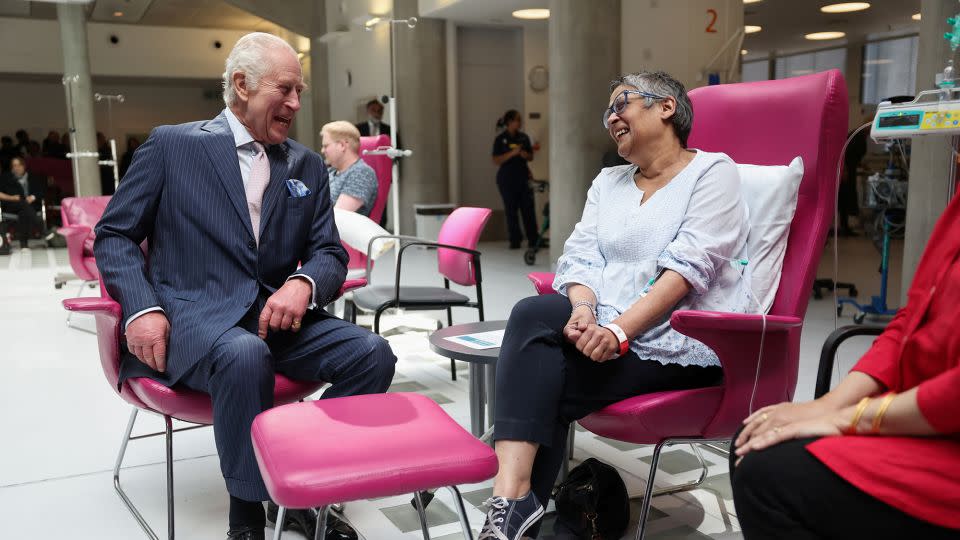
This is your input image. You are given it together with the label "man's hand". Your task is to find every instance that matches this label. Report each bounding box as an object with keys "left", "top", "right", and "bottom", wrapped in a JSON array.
[
  {"left": 575, "top": 324, "right": 620, "bottom": 362},
  {"left": 562, "top": 305, "right": 596, "bottom": 344},
  {"left": 126, "top": 312, "right": 170, "bottom": 372},
  {"left": 25, "top": 194, "right": 36, "bottom": 204},
  {"left": 258, "top": 278, "right": 312, "bottom": 339}
]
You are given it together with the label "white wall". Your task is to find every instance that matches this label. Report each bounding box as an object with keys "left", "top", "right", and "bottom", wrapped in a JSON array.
[
  {"left": 0, "top": 77, "right": 225, "bottom": 154},
  {"left": 620, "top": 0, "right": 744, "bottom": 90},
  {"left": 323, "top": 0, "right": 394, "bottom": 125},
  {"left": 523, "top": 23, "right": 548, "bottom": 180},
  {"left": 0, "top": 18, "right": 271, "bottom": 79}
]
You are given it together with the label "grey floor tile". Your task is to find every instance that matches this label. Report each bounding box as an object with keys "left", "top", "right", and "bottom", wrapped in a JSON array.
[
  {"left": 647, "top": 524, "right": 714, "bottom": 539},
  {"left": 433, "top": 533, "right": 466, "bottom": 540},
  {"left": 425, "top": 392, "right": 454, "bottom": 405},
  {"left": 461, "top": 487, "right": 493, "bottom": 509},
  {"left": 380, "top": 499, "right": 458, "bottom": 533},
  {"left": 639, "top": 450, "right": 704, "bottom": 475},
  {"left": 699, "top": 473, "right": 733, "bottom": 501},
  {"left": 629, "top": 499, "right": 669, "bottom": 521},
  {"left": 388, "top": 380, "right": 429, "bottom": 393},
  {"left": 598, "top": 437, "right": 646, "bottom": 452}
]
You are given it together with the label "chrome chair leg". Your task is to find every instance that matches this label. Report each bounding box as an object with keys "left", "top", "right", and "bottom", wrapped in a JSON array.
[
  {"left": 165, "top": 416, "right": 175, "bottom": 540},
  {"left": 635, "top": 440, "right": 665, "bottom": 540},
  {"left": 634, "top": 438, "right": 718, "bottom": 540},
  {"left": 413, "top": 490, "right": 432, "bottom": 540},
  {"left": 316, "top": 505, "right": 331, "bottom": 540},
  {"left": 445, "top": 485, "right": 474, "bottom": 540},
  {"left": 272, "top": 506, "right": 286, "bottom": 540},
  {"left": 114, "top": 408, "right": 161, "bottom": 540}
]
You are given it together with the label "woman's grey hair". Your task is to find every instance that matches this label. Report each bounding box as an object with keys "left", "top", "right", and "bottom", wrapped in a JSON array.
[
  {"left": 222, "top": 33, "right": 297, "bottom": 108},
  {"left": 610, "top": 71, "right": 694, "bottom": 148}
]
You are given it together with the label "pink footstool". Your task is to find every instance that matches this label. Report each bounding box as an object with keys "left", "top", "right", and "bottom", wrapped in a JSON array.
[{"left": 251, "top": 392, "right": 498, "bottom": 540}]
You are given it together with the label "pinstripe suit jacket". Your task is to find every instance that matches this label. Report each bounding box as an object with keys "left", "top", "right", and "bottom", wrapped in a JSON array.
[{"left": 94, "top": 112, "right": 348, "bottom": 386}]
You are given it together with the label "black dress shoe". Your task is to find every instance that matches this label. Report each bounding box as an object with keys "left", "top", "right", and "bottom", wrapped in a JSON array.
[
  {"left": 226, "top": 526, "right": 265, "bottom": 540},
  {"left": 266, "top": 502, "right": 358, "bottom": 540}
]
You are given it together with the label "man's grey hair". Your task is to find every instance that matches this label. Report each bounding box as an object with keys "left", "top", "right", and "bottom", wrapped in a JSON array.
[
  {"left": 222, "top": 32, "right": 298, "bottom": 108},
  {"left": 610, "top": 71, "right": 694, "bottom": 148}
]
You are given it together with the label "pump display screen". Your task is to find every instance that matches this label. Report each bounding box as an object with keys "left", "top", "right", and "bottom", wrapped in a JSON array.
[{"left": 878, "top": 114, "right": 921, "bottom": 128}]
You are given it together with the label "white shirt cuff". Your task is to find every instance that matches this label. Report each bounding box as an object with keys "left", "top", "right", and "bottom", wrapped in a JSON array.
[
  {"left": 288, "top": 274, "right": 318, "bottom": 309},
  {"left": 125, "top": 306, "right": 165, "bottom": 332}
]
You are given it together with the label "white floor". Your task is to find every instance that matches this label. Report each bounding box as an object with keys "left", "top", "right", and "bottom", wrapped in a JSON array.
[{"left": 0, "top": 234, "right": 900, "bottom": 539}]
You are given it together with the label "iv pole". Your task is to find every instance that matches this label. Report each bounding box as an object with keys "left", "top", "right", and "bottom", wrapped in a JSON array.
[
  {"left": 360, "top": 16, "right": 417, "bottom": 238},
  {"left": 95, "top": 92, "right": 124, "bottom": 190}
]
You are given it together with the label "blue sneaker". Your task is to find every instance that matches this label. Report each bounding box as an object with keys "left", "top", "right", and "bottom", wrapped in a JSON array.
[{"left": 478, "top": 492, "right": 544, "bottom": 540}]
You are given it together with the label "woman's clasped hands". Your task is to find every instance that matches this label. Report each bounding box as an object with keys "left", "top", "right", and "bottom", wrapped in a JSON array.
[{"left": 562, "top": 305, "right": 621, "bottom": 363}]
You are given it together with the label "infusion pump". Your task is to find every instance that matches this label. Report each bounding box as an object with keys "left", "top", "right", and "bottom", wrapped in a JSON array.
[{"left": 872, "top": 89, "right": 960, "bottom": 141}]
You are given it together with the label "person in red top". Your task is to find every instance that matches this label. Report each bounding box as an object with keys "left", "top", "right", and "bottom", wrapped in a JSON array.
[{"left": 730, "top": 192, "right": 960, "bottom": 539}]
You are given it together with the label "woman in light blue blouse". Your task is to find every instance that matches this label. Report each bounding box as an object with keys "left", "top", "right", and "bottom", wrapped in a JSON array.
[{"left": 478, "top": 71, "right": 752, "bottom": 540}]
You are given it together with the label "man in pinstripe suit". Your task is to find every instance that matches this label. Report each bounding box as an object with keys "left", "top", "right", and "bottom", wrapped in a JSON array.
[{"left": 95, "top": 33, "right": 396, "bottom": 540}]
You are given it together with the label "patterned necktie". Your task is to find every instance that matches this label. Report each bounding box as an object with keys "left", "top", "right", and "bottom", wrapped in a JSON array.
[{"left": 246, "top": 142, "right": 270, "bottom": 244}]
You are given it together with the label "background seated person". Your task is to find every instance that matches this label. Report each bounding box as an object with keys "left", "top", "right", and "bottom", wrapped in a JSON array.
[
  {"left": 478, "top": 71, "right": 753, "bottom": 540},
  {"left": 320, "top": 121, "right": 378, "bottom": 217},
  {"left": 0, "top": 156, "right": 55, "bottom": 249},
  {"left": 731, "top": 194, "right": 960, "bottom": 539}
]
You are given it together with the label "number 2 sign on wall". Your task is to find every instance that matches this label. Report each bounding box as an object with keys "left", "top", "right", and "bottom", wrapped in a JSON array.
[{"left": 706, "top": 8, "right": 718, "bottom": 33}]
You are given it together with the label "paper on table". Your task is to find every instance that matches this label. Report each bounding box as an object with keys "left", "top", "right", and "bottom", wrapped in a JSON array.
[{"left": 443, "top": 329, "right": 505, "bottom": 350}]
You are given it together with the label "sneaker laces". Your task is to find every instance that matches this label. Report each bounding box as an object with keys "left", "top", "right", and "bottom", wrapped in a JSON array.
[{"left": 478, "top": 497, "right": 510, "bottom": 540}]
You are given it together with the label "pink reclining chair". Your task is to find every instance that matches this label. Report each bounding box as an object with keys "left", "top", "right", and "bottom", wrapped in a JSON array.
[
  {"left": 56, "top": 196, "right": 111, "bottom": 330},
  {"left": 344, "top": 135, "right": 393, "bottom": 279},
  {"left": 62, "top": 278, "right": 366, "bottom": 540},
  {"left": 528, "top": 70, "right": 848, "bottom": 538},
  {"left": 56, "top": 195, "right": 111, "bottom": 288}
]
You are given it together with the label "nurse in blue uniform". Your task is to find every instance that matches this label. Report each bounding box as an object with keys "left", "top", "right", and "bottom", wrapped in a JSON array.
[{"left": 492, "top": 109, "right": 538, "bottom": 249}]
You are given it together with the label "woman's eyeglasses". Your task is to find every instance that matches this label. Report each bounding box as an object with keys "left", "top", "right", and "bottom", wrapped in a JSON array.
[{"left": 602, "top": 89, "right": 665, "bottom": 129}]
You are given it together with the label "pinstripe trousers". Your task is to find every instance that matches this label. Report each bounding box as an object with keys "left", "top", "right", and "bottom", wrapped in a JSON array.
[{"left": 179, "top": 299, "right": 397, "bottom": 501}]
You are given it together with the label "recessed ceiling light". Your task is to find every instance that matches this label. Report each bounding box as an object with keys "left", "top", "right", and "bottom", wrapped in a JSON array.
[
  {"left": 741, "top": 49, "right": 748, "bottom": 55},
  {"left": 743, "top": 0, "right": 763, "bottom": 3},
  {"left": 113, "top": 11, "right": 123, "bottom": 17},
  {"left": 745, "top": 25, "right": 762, "bottom": 34},
  {"left": 805, "top": 31, "right": 846, "bottom": 40},
  {"left": 912, "top": 13, "right": 921, "bottom": 21},
  {"left": 512, "top": 9, "right": 549, "bottom": 20},
  {"left": 820, "top": 3, "right": 870, "bottom": 13}
]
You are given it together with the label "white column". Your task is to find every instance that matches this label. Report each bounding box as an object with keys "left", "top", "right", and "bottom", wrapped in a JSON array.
[
  {"left": 902, "top": 0, "right": 958, "bottom": 302},
  {"left": 57, "top": 3, "right": 100, "bottom": 196}
]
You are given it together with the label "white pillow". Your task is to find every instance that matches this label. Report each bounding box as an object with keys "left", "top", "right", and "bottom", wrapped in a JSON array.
[
  {"left": 737, "top": 156, "right": 804, "bottom": 313},
  {"left": 333, "top": 208, "right": 396, "bottom": 260}
]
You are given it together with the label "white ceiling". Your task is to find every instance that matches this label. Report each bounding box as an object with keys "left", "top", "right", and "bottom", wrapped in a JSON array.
[
  {"left": 742, "top": 0, "right": 921, "bottom": 59},
  {"left": 0, "top": 0, "right": 923, "bottom": 57},
  {"left": 0, "top": 0, "right": 279, "bottom": 31},
  {"left": 420, "top": 0, "right": 922, "bottom": 59}
]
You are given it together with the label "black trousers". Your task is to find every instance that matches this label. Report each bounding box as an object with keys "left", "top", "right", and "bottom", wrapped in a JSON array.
[
  {"left": 730, "top": 430, "right": 958, "bottom": 539},
  {"left": 179, "top": 301, "right": 397, "bottom": 502},
  {"left": 4, "top": 202, "right": 46, "bottom": 247},
  {"left": 494, "top": 294, "right": 723, "bottom": 507},
  {"left": 497, "top": 179, "right": 538, "bottom": 248}
]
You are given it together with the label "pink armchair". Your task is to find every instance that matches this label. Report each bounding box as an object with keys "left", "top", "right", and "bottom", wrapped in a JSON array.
[
  {"left": 527, "top": 70, "right": 848, "bottom": 538},
  {"left": 56, "top": 195, "right": 111, "bottom": 286},
  {"left": 62, "top": 278, "right": 365, "bottom": 540},
  {"left": 343, "top": 135, "right": 393, "bottom": 279},
  {"left": 56, "top": 196, "right": 111, "bottom": 331}
]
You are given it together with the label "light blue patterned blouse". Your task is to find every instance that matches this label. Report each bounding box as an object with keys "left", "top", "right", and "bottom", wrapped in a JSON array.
[{"left": 553, "top": 150, "right": 754, "bottom": 368}]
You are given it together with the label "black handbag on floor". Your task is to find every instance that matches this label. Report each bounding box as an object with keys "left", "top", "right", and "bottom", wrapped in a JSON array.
[{"left": 552, "top": 458, "right": 630, "bottom": 540}]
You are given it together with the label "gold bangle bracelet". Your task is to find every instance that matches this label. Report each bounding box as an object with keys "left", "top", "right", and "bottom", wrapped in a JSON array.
[
  {"left": 871, "top": 393, "right": 897, "bottom": 434},
  {"left": 847, "top": 397, "right": 871, "bottom": 435}
]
